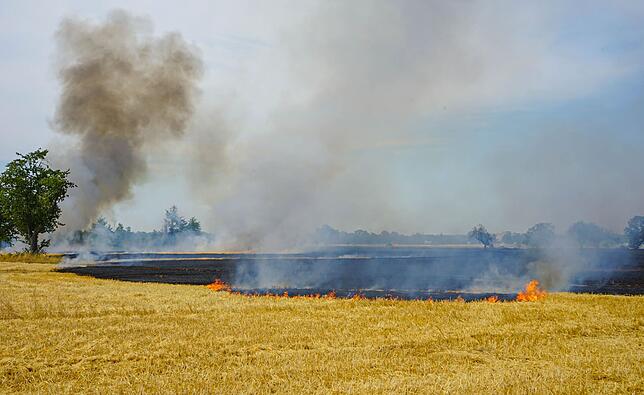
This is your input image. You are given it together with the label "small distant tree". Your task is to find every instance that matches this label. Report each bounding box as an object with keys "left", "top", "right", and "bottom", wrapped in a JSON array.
[
  {"left": 0, "top": 149, "right": 75, "bottom": 253},
  {"left": 314, "top": 225, "right": 341, "bottom": 245},
  {"left": 185, "top": 217, "right": 202, "bottom": 234},
  {"left": 91, "top": 217, "right": 112, "bottom": 232},
  {"left": 567, "top": 221, "right": 607, "bottom": 248},
  {"left": 500, "top": 231, "right": 526, "bottom": 246},
  {"left": 525, "top": 223, "right": 555, "bottom": 248},
  {"left": 113, "top": 223, "right": 133, "bottom": 248},
  {"left": 624, "top": 216, "right": 644, "bottom": 249},
  {"left": 468, "top": 224, "right": 496, "bottom": 248},
  {"left": 163, "top": 206, "right": 187, "bottom": 235}
]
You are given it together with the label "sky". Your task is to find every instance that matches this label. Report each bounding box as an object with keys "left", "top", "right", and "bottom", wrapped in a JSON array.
[{"left": 1, "top": 1, "right": 643, "bottom": 240}]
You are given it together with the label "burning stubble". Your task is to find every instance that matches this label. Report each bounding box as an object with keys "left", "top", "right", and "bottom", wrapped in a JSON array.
[{"left": 52, "top": 10, "right": 202, "bottom": 231}]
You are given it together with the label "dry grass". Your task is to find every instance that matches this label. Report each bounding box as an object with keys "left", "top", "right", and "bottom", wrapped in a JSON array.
[
  {"left": 0, "top": 261, "right": 642, "bottom": 394},
  {"left": 0, "top": 253, "right": 63, "bottom": 264}
]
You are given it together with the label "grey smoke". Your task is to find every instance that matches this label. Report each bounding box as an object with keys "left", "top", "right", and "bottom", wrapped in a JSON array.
[
  {"left": 53, "top": 10, "right": 202, "bottom": 231},
  {"left": 196, "top": 1, "right": 637, "bottom": 249},
  {"left": 47, "top": 4, "right": 642, "bottom": 250}
]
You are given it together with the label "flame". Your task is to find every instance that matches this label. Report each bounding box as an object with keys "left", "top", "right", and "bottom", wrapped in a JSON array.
[
  {"left": 206, "top": 284, "right": 519, "bottom": 303},
  {"left": 516, "top": 280, "right": 547, "bottom": 302},
  {"left": 207, "top": 279, "right": 231, "bottom": 292},
  {"left": 351, "top": 292, "right": 366, "bottom": 300}
]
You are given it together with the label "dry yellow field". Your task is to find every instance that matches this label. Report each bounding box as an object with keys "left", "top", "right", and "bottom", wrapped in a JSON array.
[{"left": 1, "top": 259, "right": 643, "bottom": 394}]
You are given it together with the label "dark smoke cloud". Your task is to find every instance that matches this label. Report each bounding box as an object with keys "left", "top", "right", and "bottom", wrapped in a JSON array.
[{"left": 52, "top": 10, "right": 202, "bottom": 230}]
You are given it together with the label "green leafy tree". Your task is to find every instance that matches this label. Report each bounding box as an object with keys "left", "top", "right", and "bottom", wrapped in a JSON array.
[
  {"left": 624, "top": 216, "right": 644, "bottom": 249},
  {"left": 185, "top": 217, "right": 202, "bottom": 234},
  {"left": 0, "top": 149, "right": 75, "bottom": 253},
  {"left": 468, "top": 224, "right": 496, "bottom": 248},
  {"left": 0, "top": 210, "right": 16, "bottom": 247}
]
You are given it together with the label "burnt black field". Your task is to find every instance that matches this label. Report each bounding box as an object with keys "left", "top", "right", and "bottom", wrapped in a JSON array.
[{"left": 57, "top": 246, "right": 644, "bottom": 300}]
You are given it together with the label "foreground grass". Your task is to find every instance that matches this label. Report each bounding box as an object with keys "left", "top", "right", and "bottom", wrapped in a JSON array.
[{"left": 0, "top": 261, "right": 642, "bottom": 394}]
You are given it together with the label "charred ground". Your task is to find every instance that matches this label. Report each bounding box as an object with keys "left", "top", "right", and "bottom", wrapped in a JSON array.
[{"left": 58, "top": 247, "right": 644, "bottom": 299}]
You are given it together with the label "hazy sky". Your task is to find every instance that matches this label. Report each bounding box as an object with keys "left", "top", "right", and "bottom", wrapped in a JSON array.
[{"left": 1, "top": 1, "right": 643, "bottom": 237}]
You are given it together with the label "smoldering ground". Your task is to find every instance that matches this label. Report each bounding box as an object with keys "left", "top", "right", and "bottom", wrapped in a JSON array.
[
  {"left": 58, "top": 246, "right": 643, "bottom": 296},
  {"left": 232, "top": 243, "right": 636, "bottom": 293}
]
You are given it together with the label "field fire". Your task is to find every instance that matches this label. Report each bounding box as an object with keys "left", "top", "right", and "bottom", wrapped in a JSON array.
[
  {"left": 2, "top": 2, "right": 644, "bottom": 393},
  {"left": 516, "top": 279, "right": 547, "bottom": 302},
  {"left": 58, "top": 247, "right": 644, "bottom": 300},
  {"left": 2, "top": 259, "right": 643, "bottom": 393},
  {"left": 205, "top": 277, "right": 543, "bottom": 303}
]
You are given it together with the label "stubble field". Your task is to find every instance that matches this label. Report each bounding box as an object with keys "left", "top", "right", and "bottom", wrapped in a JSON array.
[{"left": 1, "top": 259, "right": 643, "bottom": 394}]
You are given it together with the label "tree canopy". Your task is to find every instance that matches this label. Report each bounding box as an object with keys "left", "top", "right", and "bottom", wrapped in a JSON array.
[
  {"left": 468, "top": 224, "right": 496, "bottom": 248},
  {"left": 185, "top": 217, "right": 202, "bottom": 233},
  {"left": 525, "top": 223, "right": 555, "bottom": 248},
  {"left": 163, "top": 206, "right": 185, "bottom": 235},
  {"left": 0, "top": 210, "right": 15, "bottom": 247},
  {"left": 499, "top": 231, "right": 525, "bottom": 245},
  {"left": 567, "top": 221, "right": 620, "bottom": 248},
  {"left": 162, "top": 206, "right": 202, "bottom": 236},
  {"left": 0, "top": 149, "right": 75, "bottom": 253},
  {"left": 624, "top": 216, "right": 644, "bottom": 249}
]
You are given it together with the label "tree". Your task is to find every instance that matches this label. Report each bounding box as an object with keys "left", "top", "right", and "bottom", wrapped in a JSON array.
[
  {"left": 113, "top": 223, "right": 133, "bottom": 248},
  {"left": 525, "top": 223, "right": 555, "bottom": 248},
  {"left": 624, "top": 216, "right": 644, "bottom": 249},
  {"left": 163, "top": 206, "right": 188, "bottom": 235},
  {"left": 0, "top": 210, "right": 16, "bottom": 247},
  {"left": 468, "top": 224, "right": 496, "bottom": 248},
  {"left": 567, "top": 221, "right": 612, "bottom": 248},
  {"left": 88, "top": 217, "right": 114, "bottom": 248},
  {"left": 0, "top": 149, "right": 75, "bottom": 253},
  {"left": 500, "top": 231, "right": 526, "bottom": 246},
  {"left": 185, "top": 217, "right": 202, "bottom": 234}
]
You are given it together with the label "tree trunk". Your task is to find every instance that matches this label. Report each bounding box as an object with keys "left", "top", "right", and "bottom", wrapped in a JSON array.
[{"left": 29, "top": 233, "right": 39, "bottom": 254}]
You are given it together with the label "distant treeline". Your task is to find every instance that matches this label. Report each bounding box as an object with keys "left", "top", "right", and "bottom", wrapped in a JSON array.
[
  {"left": 62, "top": 206, "right": 211, "bottom": 251},
  {"left": 55, "top": 215, "right": 644, "bottom": 251},
  {"left": 313, "top": 225, "right": 470, "bottom": 245},
  {"left": 5, "top": 150, "right": 642, "bottom": 253},
  {"left": 313, "top": 220, "right": 639, "bottom": 249},
  {"left": 497, "top": 221, "right": 625, "bottom": 248}
]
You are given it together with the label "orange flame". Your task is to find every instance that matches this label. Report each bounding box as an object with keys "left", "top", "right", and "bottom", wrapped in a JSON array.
[
  {"left": 325, "top": 290, "right": 336, "bottom": 299},
  {"left": 485, "top": 295, "right": 499, "bottom": 303},
  {"left": 516, "top": 280, "right": 547, "bottom": 302},
  {"left": 351, "top": 292, "right": 366, "bottom": 300},
  {"left": 207, "top": 279, "right": 231, "bottom": 292}
]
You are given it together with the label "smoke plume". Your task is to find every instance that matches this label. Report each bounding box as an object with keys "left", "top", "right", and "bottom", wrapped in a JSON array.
[
  {"left": 53, "top": 10, "right": 202, "bottom": 230},
  {"left": 198, "top": 1, "right": 598, "bottom": 248},
  {"left": 47, "top": 3, "right": 642, "bottom": 249}
]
